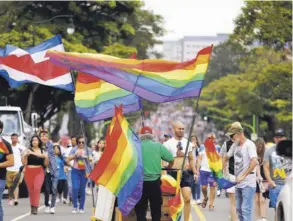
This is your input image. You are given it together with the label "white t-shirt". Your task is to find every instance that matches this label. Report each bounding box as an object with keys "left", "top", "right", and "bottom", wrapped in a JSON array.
[
  {"left": 227, "top": 139, "right": 257, "bottom": 188},
  {"left": 64, "top": 146, "right": 73, "bottom": 170},
  {"left": 7, "top": 144, "right": 25, "bottom": 172},
  {"left": 163, "top": 137, "right": 192, "bottom": 157},
  {"left": 198, "top": 149, "right": 211, "bottom": 172}
]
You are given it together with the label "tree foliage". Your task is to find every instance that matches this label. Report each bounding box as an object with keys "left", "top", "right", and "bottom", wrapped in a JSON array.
[
  {"left": 200, "top": 47, "right": 292, "bottom": 140},
  {"left": 232, "top": 1, "right": 292, "bottom": 49}
]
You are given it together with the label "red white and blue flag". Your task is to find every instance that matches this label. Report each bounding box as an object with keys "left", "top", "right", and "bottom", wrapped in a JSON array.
[{"left": 0, "top": 35, "right": 74, "bottom": 91}]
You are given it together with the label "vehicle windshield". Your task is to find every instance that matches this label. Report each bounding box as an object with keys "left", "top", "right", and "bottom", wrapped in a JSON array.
[{"left": 0, "top": 111, "right": 21, "bottom": 136}]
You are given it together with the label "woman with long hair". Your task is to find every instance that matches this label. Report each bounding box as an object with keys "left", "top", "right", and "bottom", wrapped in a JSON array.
[
  {"left": 254, "top": 138, "right": 268, "bottom": 221},
  {"left": 67, "top": 136, "right": 92, "bottom": 214},
  {"left": 54, "top": 144, "right": 68, "bottom": 205},
  {"left": 92, "top": 139, "right": 105, "bottom": 164},
  {"left": 22, "top": 135, "right": 48, "bottom": 215}
]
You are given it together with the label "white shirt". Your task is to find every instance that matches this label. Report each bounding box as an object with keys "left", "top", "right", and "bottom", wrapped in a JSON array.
[
  {"left": 227, "top": 139, "right": 257, "bottom": 188},
  {"left": 7, "top": 144, "right": 25, "bottom": 172},
  {"left": 64, "top": 146, "right": 73, "bottom": 170},
  {"left": 163, "top": 137, "right": 192, "bottom": 157},
  {"left": 198, "top": 149, "right": 211, "bottom": 172}
]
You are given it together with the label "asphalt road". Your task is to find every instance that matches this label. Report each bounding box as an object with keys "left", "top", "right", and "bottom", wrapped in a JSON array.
[{"left": 4, "top": 193, "right": 275, "bottom": 221}]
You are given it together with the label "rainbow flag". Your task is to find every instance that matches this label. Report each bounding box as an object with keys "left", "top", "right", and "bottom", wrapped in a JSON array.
[
  {"left": 47, "top": 46, "right": 213, "bottom": 103},
  {"left": 168, "top": 191, "right": 183, "bottom": 221},
  {"left": 89, "top": 105, "right": 143, "bottom": 216},
  {"left": 161, "top": 174, "right": 177, "bottom": 195},
  {"left": 75, "top": 72, "right": 141, "bottom": 122},
  {"left": 0, "top": 138, "right": 9, "bottom": 161},
  {"left": 204, "top": 138, "right": 236, "bottom": 189}
]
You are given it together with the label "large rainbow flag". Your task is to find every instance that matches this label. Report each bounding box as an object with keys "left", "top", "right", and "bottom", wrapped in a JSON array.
[
  {"left": 89, "top": 105, "right": 143, "bottom": 216},
  {"left": 204, "top": 138, "right": 236, "bottom": 189},
  {"left": 47, "top": 46, "right": 213, "bottom": 103},
  {"left": 75, "top": 72, "right": 141, "bottom": 122}
]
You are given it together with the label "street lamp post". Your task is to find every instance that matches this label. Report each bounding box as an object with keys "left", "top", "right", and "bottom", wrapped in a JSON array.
[{"left": 24, "top": 15, "right": 75, "bottom": 123}]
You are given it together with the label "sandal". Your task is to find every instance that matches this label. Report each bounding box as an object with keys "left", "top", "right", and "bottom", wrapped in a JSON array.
[
  {"left": 209, "top": 205, "right": 214, "bottom": 211},
  {"left": 201, "top": 197, "right": 208, "bottom": 208}
]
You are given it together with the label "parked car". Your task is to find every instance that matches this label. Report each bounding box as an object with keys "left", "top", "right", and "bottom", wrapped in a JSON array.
[{"left": 276, "top": 140, "right": 292, "bottom": 221}]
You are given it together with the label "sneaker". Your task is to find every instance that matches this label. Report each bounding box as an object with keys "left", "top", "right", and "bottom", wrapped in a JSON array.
[
  {"left": 86, "top": 189, "right": 91, "bottom": 195},
  {"left": 63, "top": 199, "right": 68, "bottom": 204},
  {"left": 79, "top": 209, "right": 84, "bottom": 214},
  {"left": 8, "top": 200, "right": 13, "bottom": 206},
  {"left": 191, "top": 200, "right": 196, "bottom": 205},
  {"left": 262, "top": 219, "right": 267, "bottom": 221},
  {"left": 56, "top": 198, "right": 60, "bottom": 204},
  {"left": 49, "top": 207, "right": 55, "bottom": 214},
  {"left": 196, "top": 199, "right": 202, "bottom": 205},
  {"left": 14, "top": 200, "right": 18, "bottom": 206},
  {"left": 217, "top": 190, "right": 221, "bottom": 197},
  {"left": 72, "top": 208, "right": 78, "bottom": 214},
  {"left": 44, "top": 207, "right": 50, "bottom": 213}
]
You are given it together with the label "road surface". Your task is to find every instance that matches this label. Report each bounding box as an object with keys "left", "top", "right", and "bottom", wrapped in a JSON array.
[{"left": 4, "top": 194, "right": 275, "bottom": 221}]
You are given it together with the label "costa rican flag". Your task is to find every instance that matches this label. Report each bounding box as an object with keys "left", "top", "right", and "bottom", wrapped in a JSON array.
[{"left": 0, "top": 35, "right": 74, "bottom": 91}]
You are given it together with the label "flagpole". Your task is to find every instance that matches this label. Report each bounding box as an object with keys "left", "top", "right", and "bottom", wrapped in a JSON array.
[
  {"left": 180, "top": 93, "right": 201, "bottom": 175},
  {"left": 69, "top": 71, "right": 96, "bottom": 210}
]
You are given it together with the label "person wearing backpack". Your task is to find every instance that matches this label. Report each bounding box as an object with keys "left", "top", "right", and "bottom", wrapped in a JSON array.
[{"left": 221, "top": 138, "right": 237, "bottom": 221}]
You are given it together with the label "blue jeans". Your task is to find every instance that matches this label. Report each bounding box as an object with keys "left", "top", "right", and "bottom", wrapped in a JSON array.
[
  {"left": 269, "top": 184, "right": 284, "bottom": 208},
  {"left": 71, "top": 168, "right": 87, "bottom": 210},
  {"left": 0, "top": 179, "right": 6, "bottom": 221},
  {"left": 191, "top": 180, "right": 201, "bottom": 200},
  {"left": 235, "top": 186, "right": 256, "bottom": 221}
]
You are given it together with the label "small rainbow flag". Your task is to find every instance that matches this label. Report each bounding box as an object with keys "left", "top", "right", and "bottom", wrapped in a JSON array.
[
  {"left": 75, "top": 72, "right": 141, "bottom": 122},
  {"left": 161, "top": 174, "right": 177, "bottom": 195},
  {"left": 47, "top": 46, "right": 213, "bottom": 103},
  {"left": 0, "top": 138, "right": 9, "bottom": 160},
  {"left": 204, "top": 138, "right": 236, "bottom": 189},
  {"left": 89, "top": 105, "right": 143, "bottom": 216}
]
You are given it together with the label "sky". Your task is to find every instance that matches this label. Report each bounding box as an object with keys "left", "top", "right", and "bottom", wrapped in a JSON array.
[{"left": 143, "top": 0, "right": 245, "bottom": 41}]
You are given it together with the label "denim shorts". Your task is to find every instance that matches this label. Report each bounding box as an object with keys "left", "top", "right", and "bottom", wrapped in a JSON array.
[
  {"left": 200, "top": 170, "right": 216, "bottom": 186},
  {"left": 269, "top": 184, "right": 284, "bottom": 208}
]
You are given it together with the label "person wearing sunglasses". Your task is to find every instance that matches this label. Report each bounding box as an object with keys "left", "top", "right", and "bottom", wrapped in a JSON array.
[
  {"left": 67, "top": 136, "right": 92, "bottom": 214},
  {"left": 224, "top": 122, "right": 258, "bottom": 221}
]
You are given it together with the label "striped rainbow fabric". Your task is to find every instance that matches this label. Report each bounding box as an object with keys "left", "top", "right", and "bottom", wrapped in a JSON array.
[
  {"left": 75, "top": 72, "right": 141, "bottom": 122},
  {"left": 89, "top": 105, "right": 143, "bottom": 216},
  {"left": 47, "top": 46, "right": 213, "bottom": 103},
  {"left": 204, "top": 138, "right": 236, "bottom": 189}
]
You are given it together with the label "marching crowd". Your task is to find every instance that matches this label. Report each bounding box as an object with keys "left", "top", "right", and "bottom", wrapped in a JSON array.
[
  {"left": 0, "top": 119, "right": 105, "bottom": 220},
  {"left": 0, "top": 117, "right": 291, "bottom": 221}
]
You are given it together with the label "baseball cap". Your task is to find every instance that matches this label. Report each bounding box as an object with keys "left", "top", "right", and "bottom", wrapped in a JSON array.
[
  {"left": 274, "top": 128, "right": 285, "bottom": 137},
  {"left": 164, "top": 134, "right": 172, "bottom": 138},
  {"left": 140, "top": 126, "right": 153, "bottom": 134},
  {"left": 226, "top": 122, "right": 244, "bottom": 136}
]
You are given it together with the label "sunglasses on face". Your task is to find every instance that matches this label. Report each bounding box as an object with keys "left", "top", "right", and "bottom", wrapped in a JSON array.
[{"left": 78, "top": 141, "right": 85, "bottom": 144}]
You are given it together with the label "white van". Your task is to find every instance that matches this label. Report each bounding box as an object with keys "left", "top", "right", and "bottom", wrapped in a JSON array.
[{"left": 0, "top": 106, "right": 33, "bottom": 146}]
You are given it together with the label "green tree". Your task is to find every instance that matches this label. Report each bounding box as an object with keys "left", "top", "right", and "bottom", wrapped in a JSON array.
[
  {"left": 205, "top": 40, "right": 247, "bottom": 85},
  {"left": 232, "top": 1, "right": 292, "bottom": 49},
  {"left": 199, "top": 47, "right": 292, "bottom": 140}
]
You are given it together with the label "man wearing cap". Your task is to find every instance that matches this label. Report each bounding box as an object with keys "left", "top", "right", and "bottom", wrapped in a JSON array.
[
  {"left": 135, "top": 126, "right": 174, "bottom": 221},
  {"left": 263, "top": 128, "right": 291, "bottom": 215},
  {"left": 224, "top": 122, "right": 258, "bottom": 221},
  {"left": 164, "top": 121, "right": 197, "bottom": 221}
]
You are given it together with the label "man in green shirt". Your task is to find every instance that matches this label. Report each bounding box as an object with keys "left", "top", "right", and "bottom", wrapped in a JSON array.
[{"left": 135, "top": 126, "right": 174, "bottom": 221}]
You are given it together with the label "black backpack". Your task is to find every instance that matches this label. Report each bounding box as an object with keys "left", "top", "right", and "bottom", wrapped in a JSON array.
[{"left": 226, "top": 140, "right": 235, "bottom": 175}]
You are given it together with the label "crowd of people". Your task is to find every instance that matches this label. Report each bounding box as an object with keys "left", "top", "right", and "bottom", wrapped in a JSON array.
[
  {"left": 0, "top": 116, "right": 291, "bottom": 221},
  {"left": 136, "top": 121, "right": 291, "bottom": 221},
  {"left": 0, "top": 119, "right": 106, "bottom": 220}
]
